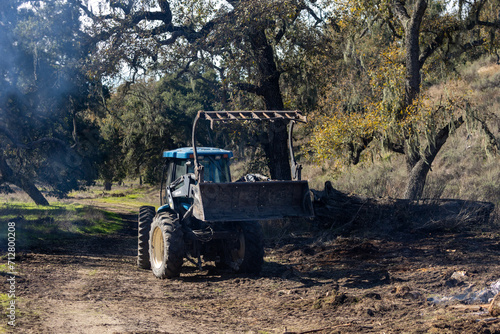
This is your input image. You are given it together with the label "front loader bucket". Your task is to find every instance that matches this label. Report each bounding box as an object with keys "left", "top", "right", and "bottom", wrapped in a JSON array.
[{"left": 192, "top": 181, "right": 314, "bottom": 222}]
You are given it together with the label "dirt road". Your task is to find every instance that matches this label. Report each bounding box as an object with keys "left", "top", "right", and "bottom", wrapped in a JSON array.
[{"left": 7, "top": 209, "right": 500, "bottom": 333}]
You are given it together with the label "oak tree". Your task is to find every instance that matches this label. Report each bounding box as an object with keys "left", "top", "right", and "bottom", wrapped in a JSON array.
[
  {"left": 311, "top": 0, "right": 500, "bottom": 199},
  {"left": 81, "top": 0, "right": 324, "bottom": 180}
]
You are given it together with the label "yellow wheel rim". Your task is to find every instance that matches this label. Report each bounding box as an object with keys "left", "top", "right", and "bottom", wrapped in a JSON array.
[{"left": 151, "top": 226, "right": 164, "bottom": 269}]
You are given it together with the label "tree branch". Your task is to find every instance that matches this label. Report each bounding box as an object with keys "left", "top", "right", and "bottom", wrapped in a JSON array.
[
  {"left": 349, "top": 136, "right": 373, "bottom": 165},
  {"left": 109, "top": 0, "right": 133, "bottom": 16},
  {"left": 275, "top": 20, "right": 288, "bottom": 44},
  {"left": 385, "top": 18, "right": 403, "bottom": 39},
  {"left": 419, "top": 3, "right": 500, "bottom": 66},
  {"left": 0, "top": 124, "right": 68, "bottom": 151},
  {"left": 472, "top": 115, "right": 500, "bottom": 154},
  {"left": 175, "top": 57, "right": 198, "bottom": 79},
  {"left": 385, "top": 140, "right": 406, "bottom": 155},
  {"left": 235, "top": 82, "right": 261, "bottom": 95},
  {"left": 476, "top": 20, "right": 500, "bottom": 28},
  {"left": 410, "top": 0, "right": 428, "bottom": 25},
  {"left": 391, "top": 0, "right": 410, "bottom": 26},
  {"left": 424, "top": 116, "right": 464, "bottom": 163},
  {"left": 419, "top": 29, "right": 448, "bottom": 65}
]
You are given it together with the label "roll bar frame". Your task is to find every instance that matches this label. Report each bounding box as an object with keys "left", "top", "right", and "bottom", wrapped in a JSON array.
[{"left": 191, "top": 110, "right": 307, "bottom": 182}]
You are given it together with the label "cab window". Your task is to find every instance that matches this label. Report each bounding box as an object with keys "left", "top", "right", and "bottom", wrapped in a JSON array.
[
  {"left": 187, "top": 156, "right": 231, "bottom": 183},
  {"left": 174, "top": 160, "right": 187, "bottom": 181},
  {"left": 165, "top": 161, "right": 174, "bottom": 186}
]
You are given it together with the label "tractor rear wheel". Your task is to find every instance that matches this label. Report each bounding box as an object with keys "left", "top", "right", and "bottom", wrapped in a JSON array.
[
  {"left": 149, "top": 212, "right": 184, "bottom": 279},
  {"left": 137, "top": 206, "right": 155, "bottom": 269},
  {"left": 229, "top": 221, "right": 264, "bottom": 274}
]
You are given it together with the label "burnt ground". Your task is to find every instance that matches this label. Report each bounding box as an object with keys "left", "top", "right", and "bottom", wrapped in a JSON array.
[{"left": 5, "top": 206, "right": 500, "bottom": 334}]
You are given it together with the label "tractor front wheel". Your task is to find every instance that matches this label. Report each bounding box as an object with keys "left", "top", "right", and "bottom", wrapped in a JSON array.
[{"left": 149, "top": 212, "right": 184, "bottom": 279}]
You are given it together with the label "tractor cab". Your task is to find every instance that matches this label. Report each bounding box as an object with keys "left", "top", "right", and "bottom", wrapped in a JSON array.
[
  {"left": 159, "top": 147, "right": 233, "bottom": 213},
  {"left": 163, "top": 147, "right": 233, "bottom": 184}
]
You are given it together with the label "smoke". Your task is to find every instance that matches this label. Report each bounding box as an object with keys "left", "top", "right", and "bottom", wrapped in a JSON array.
[
  {"left": 0, "top": 0, "right": 102, "bottom": 199},
  {"left": 0, "top": 2, "right": 21, "bottom": 103}
]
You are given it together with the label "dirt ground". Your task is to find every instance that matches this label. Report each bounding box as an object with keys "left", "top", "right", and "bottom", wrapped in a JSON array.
[{"left": 6, "top": 203, "right": 500, "bottom": 334}]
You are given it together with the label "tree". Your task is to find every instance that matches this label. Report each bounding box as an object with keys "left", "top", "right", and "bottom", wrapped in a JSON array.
[
  {"left": 310, "top": 0, "right": 500, "bottom": 199},
  {"left": 80, "top": 0, "right": 325, "bottom": 180},
  {"left": 390, "top": 0, "right": 500, "bottom": 199},
  {"left": 0, "top": 0, "right": 101, "bottom": 204},
  {"left": 96, "top": 71, "right": 220, "bottom": 185}
]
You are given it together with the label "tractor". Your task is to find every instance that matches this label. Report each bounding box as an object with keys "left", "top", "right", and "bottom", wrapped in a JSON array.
[{"left": 137, "top": 110, "right": 314, "bottom": 278}]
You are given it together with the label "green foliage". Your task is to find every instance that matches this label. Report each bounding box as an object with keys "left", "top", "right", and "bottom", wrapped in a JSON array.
[
  {"left": 80, "top": 0, "right": 329, "bottom": 180},
  {"left": 94, "top": 72, "right": 220, "bottom": 184}
]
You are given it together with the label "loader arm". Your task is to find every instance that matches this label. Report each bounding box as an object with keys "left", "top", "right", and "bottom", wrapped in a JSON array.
[
  {"left": 190, "top": 110, "right": 313, "bottom": 222},
  {"left": 191, "top": 110, "right": 307, "bottom": 182}
]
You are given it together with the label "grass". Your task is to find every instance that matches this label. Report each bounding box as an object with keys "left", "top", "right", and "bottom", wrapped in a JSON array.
[
  {"left": 0, "top": 292, "right": 18, "bottom": 333},
  {"left": 93, "top": 195, "right": 154, "bottom": 209},
  {"left": 74, "top": 210, "right": 123, "bottom": 234},
  {"left": 68, "top": 184, "right": 158, "bottom": 210},
  {"left": 0, "top": 201, "right": 84, "bottom": 219},
  {"left": 0, "top": 201, "right": 128, "bottom": 252},
  {"left": 0, "top": 181, "right": 159, "bottom": 253}
]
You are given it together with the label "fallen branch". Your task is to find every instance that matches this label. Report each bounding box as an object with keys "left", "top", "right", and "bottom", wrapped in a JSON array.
[{"left": 312, "top": 181, "right": 495, "bottom": 236}]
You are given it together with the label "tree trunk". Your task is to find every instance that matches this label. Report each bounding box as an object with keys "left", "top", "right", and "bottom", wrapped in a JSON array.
[
  {"left": 263, "top": 119, "right": 291, "bottom": 180},
  {"left": 403, "top": 5, "right": 426, "bottom": 110},
  {"left": 403, "top": 116, "right": 464, "bottom": 199},
  {"left": 0, "top": 155, "right": 50, "bottom": 206},
  {"left": 104, "top": 181, "right": 112, "bottom": 191},
  {"left": 403, "top": 159, "right": 431, "bottom": 200},
  {"left": 391, "top": 0, "right": 427, "bottom": 112},
  {"left": 248, "top": 28, "right": 291, "bottom": 180},
  {"left": 392, "top": 0, "right": 430, "bottom": 198},
  {"left": 16, "top": 177, "right": 51, "bottom": 206},
  {"left": 260, "top": 68, "right": 290, "bottom": 180}
]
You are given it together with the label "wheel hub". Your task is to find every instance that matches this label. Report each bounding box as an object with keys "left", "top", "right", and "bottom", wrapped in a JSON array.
[{"left": 151, "top": 226, "right": 164, "bottom": 269}]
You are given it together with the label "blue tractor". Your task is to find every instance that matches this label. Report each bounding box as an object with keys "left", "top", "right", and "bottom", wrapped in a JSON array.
[{"left": 137, "top": 111, "right": 314, "bottom": 278}]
